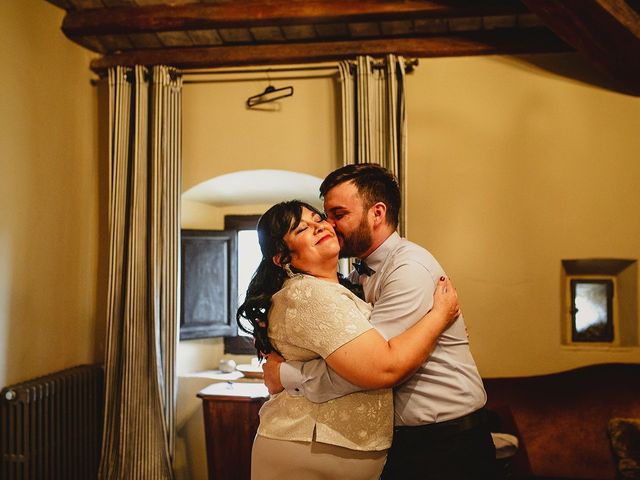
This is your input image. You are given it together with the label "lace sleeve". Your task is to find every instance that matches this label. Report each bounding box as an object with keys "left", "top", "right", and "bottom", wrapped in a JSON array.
[{"left": 272, "top": 277, "right": 373, "bottom": 359}]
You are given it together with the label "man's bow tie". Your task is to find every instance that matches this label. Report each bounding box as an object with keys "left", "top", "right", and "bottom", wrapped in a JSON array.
[{"left": 353, "top": 259, "right": 375, "bottom": 276}]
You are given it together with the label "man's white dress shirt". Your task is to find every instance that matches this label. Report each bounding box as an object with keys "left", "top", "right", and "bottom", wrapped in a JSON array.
[{"left": 281, "top": 232, "right": 486, "bottom": 426}]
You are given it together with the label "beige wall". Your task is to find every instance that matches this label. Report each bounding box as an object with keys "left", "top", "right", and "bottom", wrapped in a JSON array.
[
  {"left": 177, "top": 58, "right": 640, "bottom": 478},
  {"left": 405, "top": 54, "right": 640, "bottom": 377},
  {"left": 182, "top": 71, "right": 340, "bottom": 192},
  {"left": 4, "top": 6, "right": 640, "bottom": 475},
  {"left": 0, "top": 1, "right": 100, "bottom": 388},
  {"left": 177, "top": 73, "right": 340, "bottom": 480},
  {"left": 179, "top": 72, "right": 340, "bottom": 375},
  {"left": 180, "top": 54, "right": 640, "bottom": 382}
]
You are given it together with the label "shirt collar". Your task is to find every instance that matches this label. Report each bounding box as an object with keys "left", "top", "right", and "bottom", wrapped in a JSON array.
[{"left": 362, "top": 232, "right": 400, "bottom": 272}]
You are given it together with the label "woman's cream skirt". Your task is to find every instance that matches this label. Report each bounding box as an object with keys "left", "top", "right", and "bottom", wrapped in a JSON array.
[{"left": 252, "top": 434, "right": 387, "bottom": 480}]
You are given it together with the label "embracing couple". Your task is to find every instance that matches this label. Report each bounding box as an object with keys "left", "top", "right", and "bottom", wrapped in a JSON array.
[{"left": 237, "top": 163, "right": 497, "bottom": 479}]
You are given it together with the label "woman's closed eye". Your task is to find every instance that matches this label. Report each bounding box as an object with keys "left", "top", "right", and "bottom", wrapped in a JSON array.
[{"left": 299, "top": 216, "right": 324, "bottom": 232}]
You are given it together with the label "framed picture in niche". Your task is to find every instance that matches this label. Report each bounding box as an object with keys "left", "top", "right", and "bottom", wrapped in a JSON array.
[
  {"left": 570, "top": 278, "right": 614, "bottom": 343},
  {"left": 180, "top": 229, "right": 237, "bottom": 340}
]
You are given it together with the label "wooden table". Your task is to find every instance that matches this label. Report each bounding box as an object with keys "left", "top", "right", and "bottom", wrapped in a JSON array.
[{"left": 197, "top": 382, "right": 269, "bottom": 480}]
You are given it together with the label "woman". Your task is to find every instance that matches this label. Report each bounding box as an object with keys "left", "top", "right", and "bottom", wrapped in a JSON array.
[{"left": 237, "top": 200, "right": 460, "bottom": 480}]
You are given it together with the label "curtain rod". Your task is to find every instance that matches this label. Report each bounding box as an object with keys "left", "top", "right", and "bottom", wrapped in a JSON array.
[
  {"left": 179, "top": 58, "right": 418, "bottom": 83},
  {"left": 90, "top": 58, "right": 418, "bottom": 84},
  {"left": 182, "top": 65, "right": 339, "bottom": 76},
  {"left": 90, "top": 65, "right": 338, "bottom": 85},
  {"left": 182, "top": 65, "right": 338, "bottom": 84}
]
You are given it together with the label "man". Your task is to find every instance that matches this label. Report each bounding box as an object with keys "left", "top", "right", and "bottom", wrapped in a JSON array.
[{"left": 263, "top": 163, "right": 496, "bottom": 479}]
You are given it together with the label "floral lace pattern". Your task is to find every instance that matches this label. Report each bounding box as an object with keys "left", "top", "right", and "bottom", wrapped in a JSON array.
[{"left": 258, "top": 275, "right": 393, "bottom": 451}]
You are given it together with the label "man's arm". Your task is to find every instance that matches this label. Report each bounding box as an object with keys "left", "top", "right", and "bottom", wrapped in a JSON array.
[
  {"left": 263, "top": 352, "right": 364, "bottom": 402},
  {"left": 367, "top": 260, "right": 438, "bottom": 340}
]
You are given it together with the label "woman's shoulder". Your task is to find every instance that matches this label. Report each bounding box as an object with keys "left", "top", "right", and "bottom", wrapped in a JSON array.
[
  {"left": 270, "top": 275, "right": 374, "bottom": 357},
  {"left": 283, "top": 274, "right": 358, "bottom": 297},
  {"left": 275, "top": 274, "right": 371, "bottom": 314}
]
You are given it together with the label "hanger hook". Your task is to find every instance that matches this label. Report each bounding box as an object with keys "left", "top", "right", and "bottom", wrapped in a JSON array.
[{"left": 264, "top": 69, "right": 275, "bottom": 93}]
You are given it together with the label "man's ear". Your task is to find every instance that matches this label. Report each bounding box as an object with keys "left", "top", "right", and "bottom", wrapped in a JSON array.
[{"left": 371, "top": 202, "right": 387, "bottom": 226}]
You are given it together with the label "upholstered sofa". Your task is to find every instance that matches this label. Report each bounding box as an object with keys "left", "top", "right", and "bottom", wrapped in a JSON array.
[{"left": 483, "top": 363, "right": 640, "bottom": 479}]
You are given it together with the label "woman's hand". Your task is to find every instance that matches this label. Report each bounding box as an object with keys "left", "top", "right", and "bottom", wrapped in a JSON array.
[
  {"left": 262, "top": 351, "right": 286, "bottom": 395},
  {"left": 432, "top": 276, "right": 461, "bottom": 327}
]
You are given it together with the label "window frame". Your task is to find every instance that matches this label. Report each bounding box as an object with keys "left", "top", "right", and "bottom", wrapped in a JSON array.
[{"left": 224, "top": 215, "right": 262, "bottom": 355}]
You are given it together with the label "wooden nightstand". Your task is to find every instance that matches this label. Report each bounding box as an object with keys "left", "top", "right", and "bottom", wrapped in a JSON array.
[{"left": 197, "top": 382, "right": 269, "bottom": 480}]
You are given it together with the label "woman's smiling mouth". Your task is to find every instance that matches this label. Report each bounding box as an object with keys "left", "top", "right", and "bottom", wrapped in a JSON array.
[{"left": 316, "top": 234, "right": 333, "bottom": 244}]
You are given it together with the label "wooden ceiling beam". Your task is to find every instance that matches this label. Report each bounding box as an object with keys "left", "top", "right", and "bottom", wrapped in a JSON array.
[
  {"left": 63, "top": 0, "right": 528, "bottom": 36},
  {"left": 90, "top": 28, "right": 569, "bottom": 74},
  {"left": 521, "top": 0, "right": 640, "bottom": 95}
]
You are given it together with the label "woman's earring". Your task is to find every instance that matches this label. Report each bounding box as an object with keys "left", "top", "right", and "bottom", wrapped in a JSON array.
[{"left": 283, "top": 263, "right": 294, "bottom": 278}]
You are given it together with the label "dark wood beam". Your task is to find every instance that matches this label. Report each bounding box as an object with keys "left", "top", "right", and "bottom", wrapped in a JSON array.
[
  {"left": 521, "top": 0, "right": 640, "bottom": 95},
  {"left": 64, "top": 0, "right": 528, "bottom": 36},
  {"left": 90, "top": 28, "right": 569, "bottom": 74},
  {"left": 44, "top": 0, "right": 71, "bottom": 9}
]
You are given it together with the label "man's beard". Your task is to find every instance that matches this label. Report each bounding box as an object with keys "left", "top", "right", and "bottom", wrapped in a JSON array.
[{"left": 339, "top": 215, "right": 373, "bottom": 258}]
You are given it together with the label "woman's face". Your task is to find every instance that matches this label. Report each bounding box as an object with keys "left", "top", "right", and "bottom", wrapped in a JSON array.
[{"left": 282, "top": 207, "right": 340, "bottom": 272}]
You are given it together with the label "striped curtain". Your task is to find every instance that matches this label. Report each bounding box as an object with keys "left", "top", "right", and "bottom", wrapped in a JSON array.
[
  {"left": 100, "top": 65, "right": 182, "bottom": 479},
  {"left": 338, "top": 55, "right": 408, "bottom": 236}
]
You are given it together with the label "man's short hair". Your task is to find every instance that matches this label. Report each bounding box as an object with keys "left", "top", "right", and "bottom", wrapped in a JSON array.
[{"left": 319, "top": 163, "right": 401, "bottom": 228}]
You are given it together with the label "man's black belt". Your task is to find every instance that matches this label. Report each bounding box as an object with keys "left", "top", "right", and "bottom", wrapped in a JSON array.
[{"left": 394, "top": 408, "right": 489, "bottom": 437}]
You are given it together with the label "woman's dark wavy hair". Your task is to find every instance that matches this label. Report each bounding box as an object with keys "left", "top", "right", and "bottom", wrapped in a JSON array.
[
  {"left": 236, "top": 200, "right": 318, "bottom": 358},
  {"left": 236, "top": 200, "right": 363, "bottom": 358}
]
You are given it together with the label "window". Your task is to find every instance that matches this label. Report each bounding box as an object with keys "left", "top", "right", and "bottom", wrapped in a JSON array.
[
  {"left": 180, "top": 229, "right": 237, "bottom": 340},
  {"left": 561, "top": 259, "right": 637, "bottom": 347},
  {"left": 570, "top": 278, "right": 614, "bottom": 342},
  {"left": 179, "top": 215, "right": 262, "bottom": 349},
  {"left": 224, "top": 215, "right": 262, "bottom": 354}
]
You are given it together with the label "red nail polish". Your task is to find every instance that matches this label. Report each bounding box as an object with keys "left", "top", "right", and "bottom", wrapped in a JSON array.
[{"left": 440, "top": 276, "right": 445, "bottom": 281}]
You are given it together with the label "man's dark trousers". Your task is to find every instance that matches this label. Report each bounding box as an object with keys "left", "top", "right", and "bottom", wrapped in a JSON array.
[{"left": 381, "top": 408, "right": 498, "bottom": 479}]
